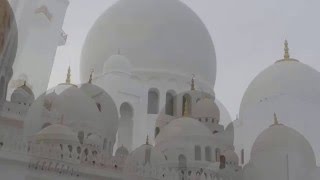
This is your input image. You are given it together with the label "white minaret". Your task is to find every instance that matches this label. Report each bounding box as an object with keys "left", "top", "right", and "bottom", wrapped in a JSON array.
[{"left": 7, "top": 0, "right": 69, "bottom": 98}]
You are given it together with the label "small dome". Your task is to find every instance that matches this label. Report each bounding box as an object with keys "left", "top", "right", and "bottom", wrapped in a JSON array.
[
  {"left": 156, "top": 117, "right": 213, "bottom": 144},
  {"left": 11, "top": 83, "right": 34, "bottom": 104},
  {"left": 25, "top": 84, "right": 106, "bottom": 139},
  {"left": 35, "top": 124, "right": 78, "bottom": 143},
  {"left": 251, "top": 122, "right": 316, "bottom": 167},
  {"left": 79, "top": 83, "right": 119, "bottom": 137},
  {"left": 193, "top": 98, "right": 220, "bottom": 120},
  {"left": 85, "top": 133, "right": 102, "bottom": 146},
  {"left": 103, "top": 54, "right": 132, "bottom": 74},
  {"left": 123, "top": 143, "right": 165, "bottom": 180},
  {"left": 222, "top": 150, "right": 239, "bottom": 164},
  {"left": 115, "top": 145, "right": 129, "bottom": 157}
]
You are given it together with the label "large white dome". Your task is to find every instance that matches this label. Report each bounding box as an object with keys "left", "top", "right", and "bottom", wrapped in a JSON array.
[
  {"left": 251, "top": 123, "right": 315, "bottom": 165},
  {"left": 81, "top": 0, "right": 216, "bottom": 86},
  {"left": 155, "top": 117, "right": 213, "bottom": 145},
  {"left": 236, "top": 57, "right": 320, "bottom": 164},
  {"left": 240, "top": 59, "right": 320, "bottom": 113}
]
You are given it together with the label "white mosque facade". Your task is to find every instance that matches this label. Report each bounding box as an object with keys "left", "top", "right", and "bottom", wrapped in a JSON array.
[{"left": 0, "top": 0, "right": 320, "bottom": 180}]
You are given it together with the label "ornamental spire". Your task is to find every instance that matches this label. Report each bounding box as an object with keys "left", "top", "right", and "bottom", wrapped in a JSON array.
[
  {"left": 191, "top": 74, "right": 195, "bottom": 91},
  {"left": 66, "top": 66, "right": 71, "bottom": 84},
  {"left": 284, "top": 40, "right": 290, "bottom": 60},
  {"left": 88, "top": 69, "right": 94, "bottom": 83}
]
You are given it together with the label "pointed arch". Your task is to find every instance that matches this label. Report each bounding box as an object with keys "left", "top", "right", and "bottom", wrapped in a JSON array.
[
  {"left": 195, "top": 145, "right": 201, "bottom": 161},
  {"left": 165, "top": 90, "right": 176, "bottom": 116},
  {"left": 118, "top": 102, "right": 134, "bottom": 151},
  {"left": 178, "top": 154, "right": 187, "bottom": 169},
  {"left": 215, "top": 148, "right": 221, "bottom": 162},
  {"left": 205, "top": 146, "right": 212, "bottom": 161},
  {"left": 182, "top": 93, "right": 191, "bottom": 116},
  {"left": 147, "top": 88, "right": 159, "bottom": 114}
]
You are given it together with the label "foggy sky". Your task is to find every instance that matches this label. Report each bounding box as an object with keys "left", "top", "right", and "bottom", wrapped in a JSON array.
[{"left": 50, "top": 0, "right": 320, "bottom": 118}]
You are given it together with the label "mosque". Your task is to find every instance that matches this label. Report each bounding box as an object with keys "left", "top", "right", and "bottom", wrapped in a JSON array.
[{"left": 0, "top": 0, "right": 320, "bottom": 179}]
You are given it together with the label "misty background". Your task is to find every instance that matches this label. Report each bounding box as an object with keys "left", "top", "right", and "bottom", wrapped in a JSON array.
[{"left": 49, "top": 0, "right": 320, "bottom": 117}]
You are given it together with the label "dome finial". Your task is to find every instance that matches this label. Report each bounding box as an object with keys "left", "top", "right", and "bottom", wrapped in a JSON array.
[
  {"left": 284, "top": 40, "right": 290, "bottom": 60},
  {"left": 146, "top": 134, "right": 149, "bottom": 145},
  {"left": 117, "top": 48, "right": 121, "bottom": 55},
  {"left": 23, "top": 80, "right": 26, "bottom": 86},
  {"left": 191, "top": 74, "right": 195, "bottom": 91},
  {"left": 273, "top": 113, "right": 279, "bottom": 125},
  {"left": 66, "top": 66, "right": 71, "bottom": 84},
  {"left": 88, "top": 69, "right": 94, "bottom": 83}
]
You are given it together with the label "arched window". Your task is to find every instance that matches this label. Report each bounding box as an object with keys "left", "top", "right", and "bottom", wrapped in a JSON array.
[
  {"left": 220, "top": 155, "right": 226, "bottom": 169},
  {"left": 118, "top": 102, "right": 134, "bottom": 151},
  {"left": 182, "top": 94, "right": 191, "bottom": 116},
  {"left": 195, "top": 145, "right": 201, "bottom": 161},
  {"left": 147, "top": 88, "right": 159, "bottom": 114},
  {"left": 78, "top": 131, "right": 84, "bottom": 144},
  {"left": 178, "top": 154, "right": 187, "bottom": 169},
  {"left": 155, "top": 127, "right": 160, "bottom": 138},
  {"left": 165, "top": 91, "right": 175, "bottom": 116},
  {"left": 205, "top": 146, "right": 212, "bottom": 161},
  {"left": 215, "top": 148, "right": 221, "bottom": 162}
]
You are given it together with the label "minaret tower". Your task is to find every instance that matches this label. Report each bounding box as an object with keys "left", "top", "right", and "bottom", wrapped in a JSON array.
[{"left": 7, "top": 0, "right": 70, "bottom": 99}]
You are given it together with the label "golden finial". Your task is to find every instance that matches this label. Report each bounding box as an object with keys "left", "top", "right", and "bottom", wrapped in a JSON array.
[
  {"left": 273, "top": 113, "right": 279, "bottom": 125},
  {"left": 191, "top": 74, "right": 195, "bottom": 91},
  {"left": 88, "top": 69, "right": 94, "bottom": 83},
  {"left": 146, "top": 135, "right": 149, "bottom": 145},
  {"left": 183, "top": 97, "right": 190, "bottom": 117},
  {"left": 66, "top": 66, "right": 71, "bottom": 84},
  {"left": 284, "top": 40, "right": 290, "bottom": 60}
]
